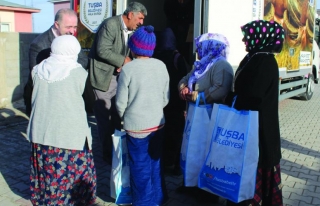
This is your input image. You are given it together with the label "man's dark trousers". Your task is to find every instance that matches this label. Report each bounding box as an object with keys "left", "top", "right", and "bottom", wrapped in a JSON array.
[{"left": 93, "top": 75, "right": 121, "bottom": 164}]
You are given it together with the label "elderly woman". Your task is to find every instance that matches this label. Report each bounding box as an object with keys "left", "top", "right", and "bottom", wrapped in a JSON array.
[
  {"left": 27, "top": 35, "right": 96, "bottom": 206},
  {"left": 224, "top": 20, "right": 285, "bottom": 206},
  {"left": 178, "top": 33, "right": 234, "bottom": 203},
  {"left": 179, "top": 33, "right": 234, "bottom": 103}
]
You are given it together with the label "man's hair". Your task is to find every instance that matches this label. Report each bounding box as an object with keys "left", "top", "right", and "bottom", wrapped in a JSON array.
[
  {"left": 123, "top": 2, "right": 147, "bottom": 16},
  {"left": 55, "top": 8, "right": 77, "bottom": 22}
]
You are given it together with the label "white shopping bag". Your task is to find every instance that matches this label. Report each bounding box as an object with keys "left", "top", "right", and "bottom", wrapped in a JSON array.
[
  {"left": 198, "top": 102, "right": 259, "bottom": 203},
  {"left": 180, "top": 93, "right": 213, "bottom": 186},
  {"left": 110, "top": 129, "right": 132, "bottom": 205}
]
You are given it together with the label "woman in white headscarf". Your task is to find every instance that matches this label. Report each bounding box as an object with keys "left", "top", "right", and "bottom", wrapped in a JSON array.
[
  {"left": 27, "top": 35, "right": 96, "bottom": 206},
  {"left": 177, "top": 33, "right": 234, "bottom": 203}
]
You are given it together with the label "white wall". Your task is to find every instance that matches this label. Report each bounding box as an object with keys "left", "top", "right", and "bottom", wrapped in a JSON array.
[{"left": 206, "top": 0, "right": 256, "bottom": 67}]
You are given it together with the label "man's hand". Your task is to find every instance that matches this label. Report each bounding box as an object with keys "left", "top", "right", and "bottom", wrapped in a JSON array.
[
  {"left": 117, "top": 57, "right": 132, "bottom": 72},
  {"left": 123, "top": 56, "right": 132, "bottom": 65}
]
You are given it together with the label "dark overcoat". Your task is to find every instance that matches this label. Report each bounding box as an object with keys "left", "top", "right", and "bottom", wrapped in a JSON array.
[{"left": 225, "top": 52, "right": 282, "bottom": 168}]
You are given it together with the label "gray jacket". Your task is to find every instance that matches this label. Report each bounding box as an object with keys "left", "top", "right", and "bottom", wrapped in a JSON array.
[
  {"left": 89, "top": 15, "right": 131, "bottom": 92},
  {"left": 116, "top": 58, "right": 170, "bottom": 131},
  {"left": 27, "top": 68, "right": 92, "bottom": 150},
  {"left": 178, "top": 59, "right": 234, "bottom": 104}
]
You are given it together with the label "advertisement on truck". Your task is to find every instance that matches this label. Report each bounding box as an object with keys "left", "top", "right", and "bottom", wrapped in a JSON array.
[
  {"left": 264, "top": 0, "right": 315, "bottom": 71},
  {"left": 262, "top": 0, "right": 319, "bottom": 100}
]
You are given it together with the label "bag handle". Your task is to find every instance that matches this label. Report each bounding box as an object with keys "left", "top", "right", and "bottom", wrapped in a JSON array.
[
  {"left": 195, "top": 92, "right": 207, "bottom": 106},
  {"left": 232, "top": 96, "right": 237, "bottom": 108}
]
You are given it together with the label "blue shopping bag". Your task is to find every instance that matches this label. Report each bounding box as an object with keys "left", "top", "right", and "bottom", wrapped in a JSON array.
[
  {"left": 110, "top": 130, "right": 132, "bottom": 205},
  {"left": 180, "top": 93, "right": 213, "bottom": 186},
  {"left": 198, "top": 101, "right": 259, "bottom": 203}
]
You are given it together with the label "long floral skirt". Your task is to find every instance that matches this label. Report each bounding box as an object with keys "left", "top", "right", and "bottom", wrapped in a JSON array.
[{"left": 30, "top": 143, "right": 97, "bottom": 206}]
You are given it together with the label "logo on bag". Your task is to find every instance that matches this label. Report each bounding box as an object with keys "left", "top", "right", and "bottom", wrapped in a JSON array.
[
  {"left": 213, "top": 127, "right": 244, "bottom": 149},
  {"left": 213, "top": 176, "right": 237, "bottom": 186},
  {"left": 205, "top": 173, "right": 213, "bottom": 179},
  {"left": 204, "top": 172, "right": 236, "bottom": 186}
]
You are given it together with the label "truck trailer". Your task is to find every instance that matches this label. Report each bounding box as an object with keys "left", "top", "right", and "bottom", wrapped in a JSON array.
[{"left": 71, "top": 0, "right": 320, "bottom": 101}]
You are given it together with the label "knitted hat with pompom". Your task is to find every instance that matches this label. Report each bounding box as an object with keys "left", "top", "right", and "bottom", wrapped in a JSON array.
[{"left": 128, "top": 25, "right": 156, "bottom": 57}]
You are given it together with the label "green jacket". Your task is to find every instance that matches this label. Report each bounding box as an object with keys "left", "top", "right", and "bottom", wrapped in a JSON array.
[{"left": 89, "top": 15, "right": 131, "bottom": 91}]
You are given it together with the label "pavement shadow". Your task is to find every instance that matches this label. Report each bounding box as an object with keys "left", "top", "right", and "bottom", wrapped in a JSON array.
[
  {"left": 0, "top": 112, "right": 118, "bottom": 205},
  {"left": 0, "top": 111, "right": 224, "bottom": 206},
  {"left": 0, "top": 108, "right": 28, "bottom": 127},
  {"left": 281, "top": 138, "right": 320, "bottom": 159},
  {"left": 280, "top": 138, "right": 320, "bottom": 186},
  {"left": 0, "top": 111, "right": 31, "bottom": 205}
]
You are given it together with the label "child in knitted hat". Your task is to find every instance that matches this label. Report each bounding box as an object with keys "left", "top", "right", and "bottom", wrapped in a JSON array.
[
  {"left": 116, "top": 25, "right": 170, "bottom": 205},
  {"left": 128, "top": 25, "right": 157, "bottom": 57}
]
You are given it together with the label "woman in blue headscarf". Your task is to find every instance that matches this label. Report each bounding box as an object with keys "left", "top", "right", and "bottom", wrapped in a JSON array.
[
  {"left": 224, "top": 20, "right": 285, "bottom": 206},
  {"left": 179, "top": 33, "right": 234, "bottom": 104},
  {"left": 177, "top": 33, "right": 234, "bottom": 203}
]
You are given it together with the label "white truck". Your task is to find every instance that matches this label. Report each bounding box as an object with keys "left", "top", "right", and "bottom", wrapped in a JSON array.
[{"left": 73, "top": 0, "right": 320, "bottom": 101}]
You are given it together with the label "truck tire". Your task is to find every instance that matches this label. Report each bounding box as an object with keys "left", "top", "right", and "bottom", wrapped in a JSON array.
[
  {"left": 301, "top": 74, "right": 314, "bottom": 100},
  {"left": 313, "top": 65, "right": 318, "bottom": 84}
]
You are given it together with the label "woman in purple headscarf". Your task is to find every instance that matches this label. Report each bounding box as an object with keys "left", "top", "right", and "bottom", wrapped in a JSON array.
[
  {"left": 224, "top": 20, "right": 285, "bottom": 206},
  {"left": 177, "top": 33, "right": 234, "bottom": 203},
  {"left": 178, "top": 33, "right": 234, "bottom": 103}
]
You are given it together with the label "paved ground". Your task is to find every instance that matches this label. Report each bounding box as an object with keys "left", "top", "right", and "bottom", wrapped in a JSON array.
[{"left": 1, "top": 84, "right": 320, "bottom": 206}]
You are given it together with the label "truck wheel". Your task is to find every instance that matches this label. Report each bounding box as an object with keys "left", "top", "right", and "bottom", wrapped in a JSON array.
[
  {"left": 301, "top": 74, "right": 314, "bottom": 100},
  {"left": 312, "top": 65, "right": 318, "bottom": 84}
]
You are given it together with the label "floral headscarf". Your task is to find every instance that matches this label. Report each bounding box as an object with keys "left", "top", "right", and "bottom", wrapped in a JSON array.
[
  {"left": 241, "top": 20, "right": 285, "bottom": 54},
  {"left": 188, "top": 33, "right": 230, "bottom": 91}
]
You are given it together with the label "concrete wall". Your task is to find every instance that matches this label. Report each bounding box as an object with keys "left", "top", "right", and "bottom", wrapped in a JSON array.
[{"left": 0, "top": 32, "right": 39, "bottom": 108}]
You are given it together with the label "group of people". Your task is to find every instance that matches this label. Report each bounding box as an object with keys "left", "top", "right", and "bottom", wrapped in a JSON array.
[
  {"left": 178, "top": 20, "right": 284, "bottom": 206},
  {"left": 24, "top": 1, "right": 284, "bottom": 205}
]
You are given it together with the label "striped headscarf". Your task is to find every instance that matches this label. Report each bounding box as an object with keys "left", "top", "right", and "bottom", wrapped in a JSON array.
[
  {"left": 241, "top": 20, "right": 285, "bottom": 54},
  {"left": 188, "top": 33, "right": 230, "bottom": 91}
]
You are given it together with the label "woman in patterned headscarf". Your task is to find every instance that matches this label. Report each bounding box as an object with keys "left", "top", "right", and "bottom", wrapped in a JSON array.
[
  {"left": 177, "top": 33, "right": 234, "bottom": 203},
  {"left": 224, "top": 20, "right": 285, "bottom": 206},
  {"left": 179, "top": 33, "right": 234, "bottom": 103}
]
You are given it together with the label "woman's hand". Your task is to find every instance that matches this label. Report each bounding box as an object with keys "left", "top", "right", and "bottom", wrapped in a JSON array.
[
  {"left": 179, "top": 87, "right": 190, "bottom": 101},
  {"left": 185, "top": 91, "right": 198, "bottom": 102}
]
